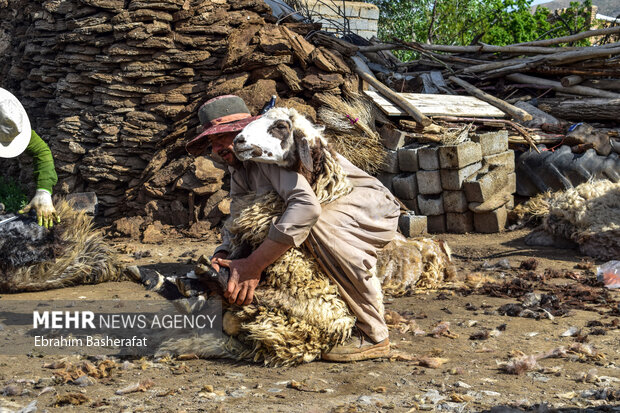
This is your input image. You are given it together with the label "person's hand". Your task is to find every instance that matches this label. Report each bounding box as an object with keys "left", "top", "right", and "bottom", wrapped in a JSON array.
[
  {"left": 215, "top": 257, "right": 261, "bottom": 306},
  {"left": 210, "top": 251, "right": 228, "bottom": 273},
  {"left": 19, "top": 189, "right": 60, "bottom": 228}
]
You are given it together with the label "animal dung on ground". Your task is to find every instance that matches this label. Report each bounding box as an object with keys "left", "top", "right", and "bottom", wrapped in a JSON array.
[
  {"left": 430, "top": 321, "right": 458, "bottom": 338},
  {"left": 115, "top": 379, "right": 154, "bottom": 395},
  {"left": 55, "top": 393, "right": 90, "bottom": 406}
]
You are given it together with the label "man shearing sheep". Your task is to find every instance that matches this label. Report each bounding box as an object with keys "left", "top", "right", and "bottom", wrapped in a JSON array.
[{"left": 186, "top": 95, "right": 400, "bottom": 362}]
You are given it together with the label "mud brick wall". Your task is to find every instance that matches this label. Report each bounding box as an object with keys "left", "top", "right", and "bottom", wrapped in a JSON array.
[
  {"left": 377, "top": 129, "right": 515, "bottom": 234},
  {"left": 0, "top": 0, "right": 357, "bottom": 229}
]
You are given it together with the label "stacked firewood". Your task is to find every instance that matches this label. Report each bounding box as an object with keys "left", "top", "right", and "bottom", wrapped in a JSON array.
[{"left": 0, "top": 0, "right": 358, "bottom": 235}]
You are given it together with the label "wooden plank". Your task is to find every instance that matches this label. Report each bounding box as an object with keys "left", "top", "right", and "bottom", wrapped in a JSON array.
[
  {"left": 352, "top": 56, "right": 432, "bottom": 126},
  {"left": 364, "top": 90, "right": 507, "bottom": 118}
]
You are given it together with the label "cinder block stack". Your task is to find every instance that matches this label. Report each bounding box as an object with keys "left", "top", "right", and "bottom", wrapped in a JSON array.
[
  {"left": 466, "top": 131, "right": 515, "bottom": 233},
  {"left": 378, "top": 126, "right": 514, "bottom": 235}
]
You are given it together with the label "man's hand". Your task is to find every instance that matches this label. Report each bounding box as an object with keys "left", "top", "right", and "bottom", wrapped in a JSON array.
[
  {"left": 19, "top": 189, "right": 60, "bottom": 229},
  {"left": 210, "top": 251, "right": 228, "bottom": 273},
  {"left": 215, "top": 257, "right": 261, "bottom": 306}
]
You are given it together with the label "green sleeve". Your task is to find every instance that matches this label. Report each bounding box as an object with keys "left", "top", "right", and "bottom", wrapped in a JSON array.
[{"left": 24, "top": 131, "right": 58, "bottom": 194}]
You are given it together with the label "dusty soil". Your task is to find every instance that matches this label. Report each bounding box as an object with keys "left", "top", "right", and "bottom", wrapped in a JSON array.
[{"left": 0, "top": 229, "right": 618, "bottom": 413}]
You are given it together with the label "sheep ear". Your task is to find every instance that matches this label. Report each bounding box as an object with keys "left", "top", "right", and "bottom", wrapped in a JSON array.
[{"left": 293, "top": 130, "right": 313, "bottom": 172}]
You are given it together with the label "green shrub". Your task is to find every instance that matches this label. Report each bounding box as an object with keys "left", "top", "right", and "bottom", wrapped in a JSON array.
[{"left": 0, "top": 176, "right": 28, "bottom": 213}]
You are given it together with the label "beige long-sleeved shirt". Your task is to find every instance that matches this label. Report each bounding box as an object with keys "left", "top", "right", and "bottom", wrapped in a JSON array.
[{"left": 216, "top": 154, "right": 400, "bottom": 342}]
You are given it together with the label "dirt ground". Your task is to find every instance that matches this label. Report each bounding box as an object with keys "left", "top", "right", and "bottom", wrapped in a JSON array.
[{"left": 0, "top": 229, "right": 618, "bottom": 413}]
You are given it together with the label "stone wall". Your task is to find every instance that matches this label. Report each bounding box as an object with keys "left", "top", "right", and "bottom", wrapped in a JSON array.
[{"left": 0, "top": 0, "right": 357, "bottom": 233}]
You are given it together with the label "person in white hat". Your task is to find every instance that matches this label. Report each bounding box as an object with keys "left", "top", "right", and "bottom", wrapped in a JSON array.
[{"left": 0, "top": 87, "right": 59, "bottom": 228}]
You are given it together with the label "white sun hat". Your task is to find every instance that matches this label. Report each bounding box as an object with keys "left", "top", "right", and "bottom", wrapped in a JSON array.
[{"left": 0, "top": 87, "right": 31, "bottom": 158}]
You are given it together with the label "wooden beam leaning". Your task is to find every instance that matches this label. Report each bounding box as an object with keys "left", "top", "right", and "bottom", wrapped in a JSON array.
[
  {"left": 449, "top": 76, "right": 533, "bottom": 122},
  {"left": 351, "top": 55, "right": 432, "bottom": 126}
]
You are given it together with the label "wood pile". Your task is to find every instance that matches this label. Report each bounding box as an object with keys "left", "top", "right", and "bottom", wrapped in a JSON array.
[
  {"left": 320, "top": 27, "right": 620, "bottom": 135},
  {"left": 309, "top": 29, "right": 619, "bottom": 234},
  {"left": 0, "top": 0, "right": 358, "bottom": 237}
]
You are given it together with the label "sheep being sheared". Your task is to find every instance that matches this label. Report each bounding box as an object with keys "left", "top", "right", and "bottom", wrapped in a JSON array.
[{"left": 159, "top": 107, "right": 454, "bottom": 366}]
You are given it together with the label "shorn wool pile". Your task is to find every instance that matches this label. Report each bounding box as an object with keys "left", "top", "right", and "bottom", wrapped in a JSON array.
[
  {"left": 159, "top": 107, "right": 455, "bottom": 366},
  {"left": 0, "top": 201, "right": 122, "bottom": 292},
  {"left": 515, "top": 180, "right": 620, "bottom": 260}
]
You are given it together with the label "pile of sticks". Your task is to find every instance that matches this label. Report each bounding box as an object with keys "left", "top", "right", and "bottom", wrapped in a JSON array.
[{"left": 311, "top": 26, "right": 620, "bottom": 150}]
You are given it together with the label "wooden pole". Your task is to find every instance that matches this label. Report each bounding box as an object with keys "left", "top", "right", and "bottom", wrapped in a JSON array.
[
  {"left": 449, "top": 76, "right": 533, "bottom": 122},
  {"left": 537, "top": 98, "right": 620, "bottom": 121},
  {"left": 506, "top": 73, "right": 620, "bottom": 99},
  {"left": 351, "top": 56, "right": 432, "bottom": 127},
  {"left": 508, "top": 26, "right": 620, "bottom": 47},
  {"left": 357, "top": 43, "right": 586, "bottom": 54},
  {"left": 531, "top": 65, "right": 620, "bottom": 77},
  {"left": 581, "top": 79, "right": 620, "bottom": 90},
  {"left": 481, "top": 45, "right": 620, "bottom": 79},
  {"left": 560, "top": 75, "right": 583, "bottom": 87}
]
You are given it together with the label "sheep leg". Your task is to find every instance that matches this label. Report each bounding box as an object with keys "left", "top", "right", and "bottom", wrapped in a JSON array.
[{"left": 195, "top": 262, "right": 230, "bottom": 296}]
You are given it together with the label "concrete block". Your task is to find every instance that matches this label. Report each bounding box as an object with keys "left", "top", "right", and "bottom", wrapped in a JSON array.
[
  {"left": 399, "top": 212, "right": 427, "bottom": 237},
  {"left": 471, "top": 130, "right": 509, "bottom": 156},
  {"left": 440, "top": 162, "right": 481, "bottom": 191},
  {"left": 356, "top": 30, "right": 375, "bottom": 40},
  {"left": 398, "top": 144, "right": 426, "bottom": 172},
  {"left": 380, "top": 149, "right": 399, "bottom": 173},
  {"left": 359, "top": 5, "right": 380, "bottom": 19},
  {"left": 446, "top": 211, "right": 474, "bottom": 233},
  {"left": 393, "top": 173, "right": 418, "bottom": 199},
  {"left": 349, "top": 18, "right": 368, "bottom": 31},
  {"left": 344, "top": 4, "right": 359, "bottom": 17},
  {"left": 376, "top": 172, "right": 397, "bottom": 193},
  {"left": 417, "top": 193, "right": 444, "bottom": 216},
  {"left": 427, "top": 214, "right": 446, "bottom": 233},
  {"left": 464, "top": 168, "right": 515, "bottom": 203},
  {"left": 483, "top": 150, "right": 515, "bottom": 170},
  {"left": 416, "top": 170, "right": 442, "bottom": 195},
  {"left": 418, "top": 146, "right": 439, "bottom": 170},
  {"left": 474, "top": 205, "right": 508, "bottom": 233},
  {"left": 438, "top": 141, "right": 482, "bottom": 169},
  {"left": 443, "top": 190, "right": 468, "bottom": 213},
  {"left": 66, "top": 192, "right": 98, "bottom": 215},
  {"left": 378, "top": 125, "right": 407, "bottom": 150},
  {"left": 507, "top": 172, "right": 516, "bottom": 194},
  {"left": 400, "top": 198, "right": 419, "bottom": 213}
]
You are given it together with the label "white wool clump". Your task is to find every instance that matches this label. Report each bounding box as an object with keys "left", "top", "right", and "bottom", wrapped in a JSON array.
[{"left": 547, "top": 180, "right": 619, "bottom": 234}]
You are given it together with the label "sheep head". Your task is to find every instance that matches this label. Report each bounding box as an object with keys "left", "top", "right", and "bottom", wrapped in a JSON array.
[{"left": 233, "top": 107, "right": 327, "bottom": 172}]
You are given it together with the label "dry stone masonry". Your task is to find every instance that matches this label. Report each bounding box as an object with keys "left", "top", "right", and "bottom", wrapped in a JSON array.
[{"left": 0, "top": 0, "right": 359, "bottom": 240}]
